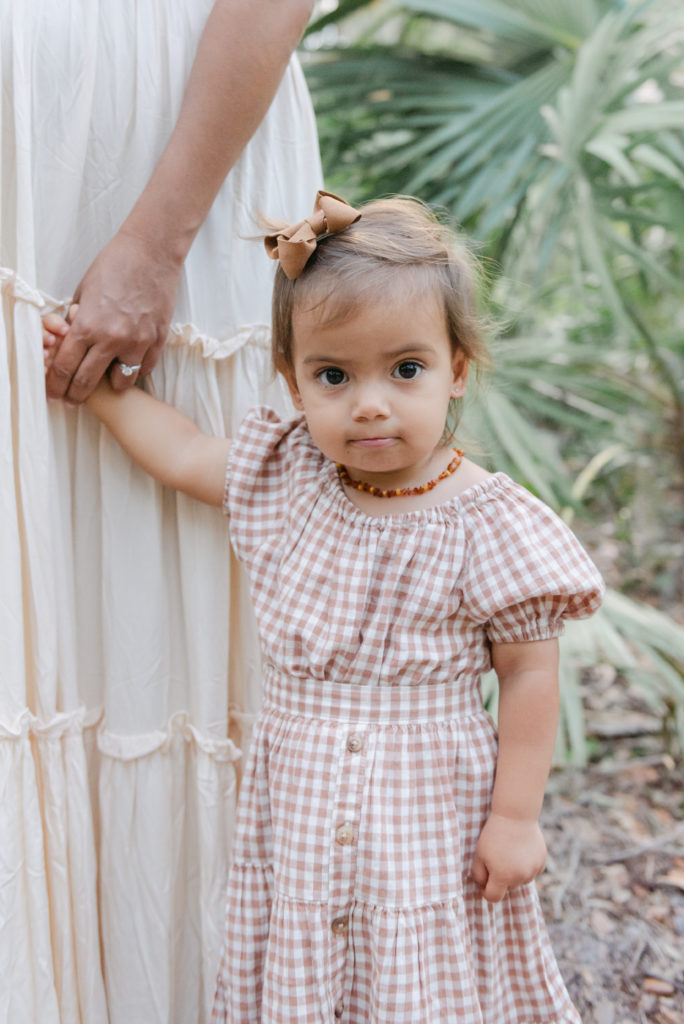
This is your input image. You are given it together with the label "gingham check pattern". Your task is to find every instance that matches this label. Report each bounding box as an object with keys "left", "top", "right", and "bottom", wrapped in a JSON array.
[{"left": 212, "top": 408, "right": 602, "bottom": 1023}]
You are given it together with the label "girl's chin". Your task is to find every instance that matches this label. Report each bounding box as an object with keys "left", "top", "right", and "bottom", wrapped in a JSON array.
[
  {"left": 339, "top": 445, "right": 452, "bottom": 489},
  {"left": 339, "top": 460, "right": 423, "bottom": 490}
]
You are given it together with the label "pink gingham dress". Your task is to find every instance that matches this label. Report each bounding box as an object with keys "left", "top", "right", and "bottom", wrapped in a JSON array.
[{"left": 212, "top": 408, "right": 604, "bottom": 1024}]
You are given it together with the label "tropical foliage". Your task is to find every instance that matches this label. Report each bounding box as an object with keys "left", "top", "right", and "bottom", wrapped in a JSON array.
[{"left": 303, "top": 0, "right": 684, "bottom": 761}]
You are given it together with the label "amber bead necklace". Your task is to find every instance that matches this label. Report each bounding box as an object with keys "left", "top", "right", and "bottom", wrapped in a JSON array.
[{"left": 336, "top": 448, "right": 464, "bottom": 499}]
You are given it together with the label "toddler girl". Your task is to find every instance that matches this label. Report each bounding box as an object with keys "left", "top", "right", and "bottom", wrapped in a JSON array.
[{"left": 44, "top": 191, "right": 603, "bottom": 1023}]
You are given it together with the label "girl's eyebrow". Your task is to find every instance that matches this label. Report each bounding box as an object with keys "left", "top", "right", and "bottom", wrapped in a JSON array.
[{"left": 302, "top": 345, "right": 435, "bottom": 366}]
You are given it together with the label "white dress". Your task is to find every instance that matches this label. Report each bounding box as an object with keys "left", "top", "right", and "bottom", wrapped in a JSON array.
[{"left": 0, "top": 2, "right": 322, "bottom": 1022}]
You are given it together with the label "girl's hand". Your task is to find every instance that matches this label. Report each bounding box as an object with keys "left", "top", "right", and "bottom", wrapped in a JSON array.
[
  {"left": 43, "top": 305, "right": 79, "bottom": 375},
  {"left": 470, "top": 813, "right": 547, "bottom": 903},
  {"left": 42, "top": 312, "right": 69, "bottom": 372}
]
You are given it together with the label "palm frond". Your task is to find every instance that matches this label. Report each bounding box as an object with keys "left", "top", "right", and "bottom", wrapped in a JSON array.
[{"left": 303, "top": 0, "right": 684, "bottom": 761}]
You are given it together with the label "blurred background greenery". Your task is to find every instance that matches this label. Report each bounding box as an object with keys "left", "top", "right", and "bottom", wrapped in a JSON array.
[{"left": 301, "top": 0, "right": 684, "bottom": 762}]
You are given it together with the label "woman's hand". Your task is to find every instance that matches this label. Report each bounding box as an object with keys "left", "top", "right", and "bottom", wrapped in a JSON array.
[
  {"left": 470, "top": 812, "right": 547, "bottom": 903},
  {"left": 44, "top": 229, "right": 181, "bottom": 403},
  {"left": 43, "top": 0, "right": 315, "bottom": 405}
]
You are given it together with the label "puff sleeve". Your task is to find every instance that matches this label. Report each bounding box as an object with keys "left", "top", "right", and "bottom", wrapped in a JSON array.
[
  {"left": 223, "top": 406, "right": 320, "bottom": 565},
  {"left": 461, "top": 477, "right": 604, "bottom": 643}
]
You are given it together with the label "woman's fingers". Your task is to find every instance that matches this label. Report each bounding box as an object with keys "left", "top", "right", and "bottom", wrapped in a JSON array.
[
  {"left": 109, "top": 336, "right": 165, "bottom": 391},
  {"left": 109, "top": 353, "right": 144, "bottom": 389},
  {"left": 44, "top": 325, "right": 93, "bottom": 400},
  {"left": 44, "top": 313, "right": 155, "bottom": 402}
]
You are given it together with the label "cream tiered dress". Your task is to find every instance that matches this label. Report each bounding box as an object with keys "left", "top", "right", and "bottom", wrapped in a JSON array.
[
  {"left": 213, "top": 409, "right": 604, "bottom": 1024},
  {"left": 0, "top": 3, "right": 322, "bottom": 1022}
]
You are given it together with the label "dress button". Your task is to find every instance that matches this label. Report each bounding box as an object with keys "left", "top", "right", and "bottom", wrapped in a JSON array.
[
  {"left": 330, "top": 915, "right": 348, "bottom": 935},
  {"left": 346, "top": 734, "right": 363, "bottom": 753},
  {"left": 335, "top": 823, "right": 354, "bottom": 846},
  {"left": 334, "top": 998, "right": 344, "bottom": 1018}
]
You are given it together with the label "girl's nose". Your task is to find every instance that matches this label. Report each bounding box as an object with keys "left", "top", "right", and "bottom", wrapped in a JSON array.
[{"left": 351, "top": 382, "right": 390, "bottom": 420}]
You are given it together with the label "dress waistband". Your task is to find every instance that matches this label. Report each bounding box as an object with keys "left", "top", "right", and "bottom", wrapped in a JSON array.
[{"left": 262, "top": 665, "right": 486, "bottom": 725}]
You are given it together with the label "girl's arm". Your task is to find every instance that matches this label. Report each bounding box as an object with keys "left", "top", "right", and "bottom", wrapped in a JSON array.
[
  {"left": 470, "top": 638, "right": 560, "bottom": 903},
  {"left": 45, "top": 0, "right": 316, "bottom": 403},
  {"left": 87, "top": 381, "right": 231, "bottom": 508},
  {"left": 44, "top": 309, "right": 230, "bottom": 505}
]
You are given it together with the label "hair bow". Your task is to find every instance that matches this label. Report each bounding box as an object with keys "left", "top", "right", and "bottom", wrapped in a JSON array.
[{"left": 264, "top": 190, "right": 361, "bottom": 279}]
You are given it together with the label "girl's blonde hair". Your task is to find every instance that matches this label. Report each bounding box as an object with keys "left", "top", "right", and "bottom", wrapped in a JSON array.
[{"left": 270, "top": 196, "right": 491, "bottom": 437}]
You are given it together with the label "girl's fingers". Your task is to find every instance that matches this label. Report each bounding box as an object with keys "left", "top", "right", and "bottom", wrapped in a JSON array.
[
  {"left": 469, "top": 853, "right": 488, "bottom": 890},
  {"left": 482, "top": 874, "right": 507, "bottom": 904},
  {"left": 42, "top": 312, "right": 69, "bottom": 335},
  {"left": 471, "top": 851, "right": 509, "bottom": 902}
]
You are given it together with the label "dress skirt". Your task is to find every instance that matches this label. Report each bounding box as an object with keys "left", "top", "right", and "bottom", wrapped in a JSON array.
[
  {"left": 1, "top": 1, "right": 322, "bottom": 1018},
  {"left": 212, "top": 667, "right": 582, "bottom": 1024}
]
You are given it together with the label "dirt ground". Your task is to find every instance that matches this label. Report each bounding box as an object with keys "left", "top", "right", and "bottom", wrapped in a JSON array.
[
  {"left": 536, "top": 471, "right": 684, "bottom": 1023},
  {"left": 538, "top": 667, "right": 684, "bottom": 1023}
]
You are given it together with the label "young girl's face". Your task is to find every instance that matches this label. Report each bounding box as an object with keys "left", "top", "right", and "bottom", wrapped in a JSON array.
[{"left": 285, "top": 291, "right": 467, "bottom": 488}]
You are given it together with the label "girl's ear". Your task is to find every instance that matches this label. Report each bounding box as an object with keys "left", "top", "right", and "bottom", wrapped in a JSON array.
[
  {"left": 284, "top": 369, "right": 305, "bottom": 411},
  {"left": 450, "top": 356, "right": 469, "bottom": 398}
]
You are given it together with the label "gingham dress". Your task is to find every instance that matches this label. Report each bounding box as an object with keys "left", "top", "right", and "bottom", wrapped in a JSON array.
[{"left": 212, "top": 408, "right": 604, "bottom": 1024}]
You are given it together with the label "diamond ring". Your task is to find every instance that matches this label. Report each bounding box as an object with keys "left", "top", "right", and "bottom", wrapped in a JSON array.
[{"left": 118, "top": 360, "right": 142, "bottom": 377}]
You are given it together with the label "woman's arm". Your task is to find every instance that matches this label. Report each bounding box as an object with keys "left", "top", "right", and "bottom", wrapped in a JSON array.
[
  {"left": 87, "top": 382, "right": 231, "bottom": 508},
  {"left": 45, "top": 0, "right": 315, "bottom": 403},
  {"left": 470, "top": 638, "right": 560, "bottom": 903}
]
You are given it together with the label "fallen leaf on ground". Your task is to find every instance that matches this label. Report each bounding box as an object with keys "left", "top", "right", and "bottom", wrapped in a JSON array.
[
  {"left": 642, "top": 977, "right": 676, "bottom": 996},
  {"left": 656, "top": 868, "right": 684, "bottom": 891}
]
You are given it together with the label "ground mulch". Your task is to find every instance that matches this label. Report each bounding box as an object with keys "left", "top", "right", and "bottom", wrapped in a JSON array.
[{"left": 538, "top": 665, "right": 683, "bottom": 1024}]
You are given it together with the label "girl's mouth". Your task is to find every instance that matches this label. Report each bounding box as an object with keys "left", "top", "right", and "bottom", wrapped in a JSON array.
[{"left": 350, "top": 437, "right": 396, "bottom": 448}]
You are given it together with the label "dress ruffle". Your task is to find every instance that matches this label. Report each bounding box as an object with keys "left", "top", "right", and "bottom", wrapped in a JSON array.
[{"left": 1, "top": 704, "right": 245, "bottom": 1023}]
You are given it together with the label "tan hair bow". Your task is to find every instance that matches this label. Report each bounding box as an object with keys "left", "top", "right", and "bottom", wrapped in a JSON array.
[{"left": 264, "top": 190, "right": 361, "bottom": 279}]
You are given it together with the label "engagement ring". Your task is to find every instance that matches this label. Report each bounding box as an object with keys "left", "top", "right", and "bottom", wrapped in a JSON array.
[{"left": 118, "top": 360, "right": 142, "bottom": 377}]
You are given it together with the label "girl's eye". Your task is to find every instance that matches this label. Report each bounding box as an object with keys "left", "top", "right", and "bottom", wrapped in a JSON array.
[
  {"left": 393, "top": 360, "right": 423, "bottom": 380},
  {"left": 318, "top": 367, "right": 348, "bottom": 387}
]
